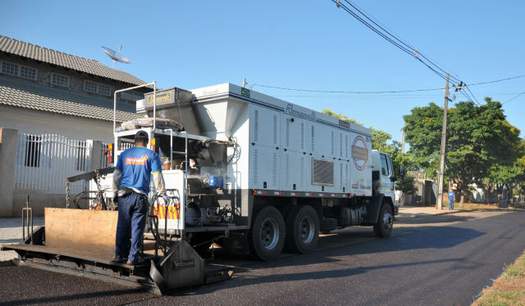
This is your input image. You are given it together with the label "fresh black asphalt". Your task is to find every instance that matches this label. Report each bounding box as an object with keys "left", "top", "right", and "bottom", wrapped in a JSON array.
[{"left": 1, "top": 210, "right": 525, "bottom": 306}]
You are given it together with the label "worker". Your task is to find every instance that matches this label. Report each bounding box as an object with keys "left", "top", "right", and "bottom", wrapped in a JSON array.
[
  {"left": 112, "top": 130, "right": 166, "bottom": 265},
  {"left": 448, "top": 190, "right": 455, "bottom": 210}
]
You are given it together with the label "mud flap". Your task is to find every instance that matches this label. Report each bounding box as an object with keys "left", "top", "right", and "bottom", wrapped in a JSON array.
[{"left": 365, "top": 194, "right": 384, "bottom": 225}]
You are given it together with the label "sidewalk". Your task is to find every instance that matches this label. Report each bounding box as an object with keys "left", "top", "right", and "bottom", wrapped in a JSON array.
[
  {"left": 398, "top": 206, "right": 459, "bottom": 217},
  {"left": 0, "top": 217, "right": 43, "bottom": 262},
  {"left": 398, "top": 202, "right": 513, "bottom": 218}
]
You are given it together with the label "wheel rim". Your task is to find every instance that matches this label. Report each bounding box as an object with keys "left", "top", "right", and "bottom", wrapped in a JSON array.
[
  {"left": 261, "top": 217, "right": 279, "bottom": 250},
  {"left": 299, "top": 215, "right": 315, "bottom": 244},
  {"left": 383, "top": 211, "right": 393, "bottom": 232}
]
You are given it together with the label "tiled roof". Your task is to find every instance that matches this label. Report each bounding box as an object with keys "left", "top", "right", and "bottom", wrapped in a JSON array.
[
  {"left": 0, "top": 84, "right": 141, "bottom": 122},
  {"left": 0, "top": 35, "right": 144, "bottom": 85}
]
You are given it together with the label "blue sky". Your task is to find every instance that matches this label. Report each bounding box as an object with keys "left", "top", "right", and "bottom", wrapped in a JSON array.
[{"left": 1, "top": 0, "right": 524, "bottom": 140}]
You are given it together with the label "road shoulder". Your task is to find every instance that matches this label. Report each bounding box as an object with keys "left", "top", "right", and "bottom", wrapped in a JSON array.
[{"left": 473, "top": 249, "right": 525, "bottom": 306}]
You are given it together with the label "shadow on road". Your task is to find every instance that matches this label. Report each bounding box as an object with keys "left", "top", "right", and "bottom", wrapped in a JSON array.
[
  {"left": 168, "top": 225, "right": 485, "bottom": 296},
  {"left": 0, "top": 287, "right": 145, "bottom": 306},
  {"left": 182, "top": 257, "right": 468, "bottom": 296}
]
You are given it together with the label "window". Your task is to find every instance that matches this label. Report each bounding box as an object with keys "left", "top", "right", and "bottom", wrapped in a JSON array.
[
  {"left": 98, "top": 84, "right": 111, "bottom": 97},
  {"left": 83, "top": 80, "right": 97, "bottom": 94},
  {"left": 83, "top": 80, "right": 112, "bottom": 96},
  {"left": 0, "top": 61, "right": 38, "bottom": 81},
  {"left": 1, "top": 61, "right": 18, "bottom": 76},
  {"left": 51, "top": 73, "right": 69, "bottom": 88},
  {"left": 20, "top": 66, "right": 37, "bottom": 80},
  {"left": 24, "top": 135, "right": 41, "bottom": 168},
  {"left": 380, "top": 154, "right": 389, "bottom": 176}
]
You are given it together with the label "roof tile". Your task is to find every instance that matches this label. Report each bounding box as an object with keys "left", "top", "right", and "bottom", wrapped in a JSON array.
[
  {"left": 0, "top": 84, "right": 141, "bottom": 122},
  {"left": 0, "top": 35, "right": 144, "bottom": 86}
]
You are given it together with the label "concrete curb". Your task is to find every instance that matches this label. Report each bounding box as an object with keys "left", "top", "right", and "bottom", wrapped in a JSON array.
[{"left": 399, "top": 206, "right": 523, "bottom": 218}]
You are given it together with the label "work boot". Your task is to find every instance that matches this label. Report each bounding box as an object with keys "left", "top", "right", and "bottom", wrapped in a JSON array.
[
  {"left": 126, "top": 256, "right": 145, "bottom": 266},
  {"left": 111, "top": 256, "right": 126, "bottom": 264}
]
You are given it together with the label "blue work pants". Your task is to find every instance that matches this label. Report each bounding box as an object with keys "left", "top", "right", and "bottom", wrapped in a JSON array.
[{"left": 115, "top": 192, "right": 148, "bottom": 263}]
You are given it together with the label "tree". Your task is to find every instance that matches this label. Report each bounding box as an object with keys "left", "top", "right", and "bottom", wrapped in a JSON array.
[
  {"left": 403, "top": 98, "right": 523, "bottom": 202},
  {"left": 402, "top": 102, "right": 443, "bottom": 177},
  {"left": 321, "top": 108, "right": 357, "bottom": 124}
]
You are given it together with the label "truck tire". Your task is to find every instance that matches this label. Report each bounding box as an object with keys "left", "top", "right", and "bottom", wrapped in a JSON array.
[
  {"left": 286, "top": 205, "right": 320, "bottom": 253},
  {"left": 250, "top": 206, "right": 286, "bottom": 261},
  {"left": 374, "top": 204, "right": 394, "bottom": 238}
]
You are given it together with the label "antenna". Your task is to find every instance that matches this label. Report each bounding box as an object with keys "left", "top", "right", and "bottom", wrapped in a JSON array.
[{"left": 102, "top": 46, "right": 131, "bottom": 64}]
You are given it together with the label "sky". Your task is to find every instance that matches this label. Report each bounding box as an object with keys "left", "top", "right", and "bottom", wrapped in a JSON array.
[{"left": 1, "top": 0, "right": 524, "bottom": 141}]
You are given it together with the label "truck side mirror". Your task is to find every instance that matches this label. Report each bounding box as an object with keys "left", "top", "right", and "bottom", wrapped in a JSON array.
[{"left": 390, "top": 176, "right": 397, "bottom": 182}]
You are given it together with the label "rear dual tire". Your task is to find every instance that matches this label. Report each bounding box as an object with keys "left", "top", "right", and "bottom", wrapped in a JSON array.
[
  {"left": 250, "top": 205, "right": 321, "bottom": 260},
  {"left": 250, "top": 206, "right": 286, "bottom": 261},
  {"left": 286, "top": 205, "right": 320, "bottom": 254}
]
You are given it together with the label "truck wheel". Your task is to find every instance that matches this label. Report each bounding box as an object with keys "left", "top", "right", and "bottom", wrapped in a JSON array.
[
  {"left": 250, "top": 206, "right": 286, "bottom": 261},
  {"left": 286, "top": 205, "right": 319, "bottom": 253},
  {"left": 374, "top": 204, "right": 394, "bottom": 238}
]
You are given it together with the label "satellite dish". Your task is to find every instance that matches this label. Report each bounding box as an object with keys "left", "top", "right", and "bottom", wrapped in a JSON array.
[{"left": 102, "top": 46, "right": 131, "bottom": 64}]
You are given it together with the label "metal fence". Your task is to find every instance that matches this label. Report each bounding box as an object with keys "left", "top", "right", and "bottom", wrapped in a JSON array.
[{"left": 15, "top": 133, "right": 93, "bottom": 194}]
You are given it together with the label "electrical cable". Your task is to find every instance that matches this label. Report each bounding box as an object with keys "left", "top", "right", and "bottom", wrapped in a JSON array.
[
  {"left": 340, "top": 0, "right": 462, "bottom": 84},
  {"left": 332, "top": 0, "right": 459, "bottom": 84},
  {"left": 252, "top": 73, "right": 525, "bottom": 97},
  {"left": 503, "top": 91, "right": 525, "bottom": 105}
]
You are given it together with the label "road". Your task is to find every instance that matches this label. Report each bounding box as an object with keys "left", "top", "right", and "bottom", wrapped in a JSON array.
[{"left": 1, "top": 210, "right": 525, "bottom": 306}]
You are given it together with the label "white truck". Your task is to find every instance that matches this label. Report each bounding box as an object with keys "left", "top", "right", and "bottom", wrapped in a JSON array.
[
  {"left": 113, "top": 82, "right": 398, "bottom": 260},
  {"left": 5, "top": 82, "right": 397, "bottom": 294}
]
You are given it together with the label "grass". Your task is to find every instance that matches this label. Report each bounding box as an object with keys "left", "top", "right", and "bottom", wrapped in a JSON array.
[{"left": 473, "top": 250, "right": 525, "bottom": 306}]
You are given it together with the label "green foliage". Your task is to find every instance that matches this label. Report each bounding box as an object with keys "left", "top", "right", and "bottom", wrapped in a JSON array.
[
  {"left": 403, "top": 98, "right": 523, "bottom": 193},
  {"left": 402, "top": 102, "right": 442, "bottom": 177},
  {"left": 321, "top": 109, "right": 357, "bottom": 124},
  {"left": 370, "top": 128, "right": 392, "bottom": 153},
  {"left": 396, "top": 175, "right": 416, "bottom": 194}
]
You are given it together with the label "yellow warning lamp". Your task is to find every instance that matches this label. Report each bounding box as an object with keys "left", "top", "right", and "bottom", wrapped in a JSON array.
[{"left": 150, "top": 137, "right": 156, "bottom": 151}]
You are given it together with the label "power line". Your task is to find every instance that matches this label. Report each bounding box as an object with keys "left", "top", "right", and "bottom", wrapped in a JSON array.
[
  {"left": 503, "top": 91, "right": 525, "bottom": 105},
  {"left": 332, "top": 0, "right": 461, "bottom": 85},
  {"left": 252, "top": 83, "right": 444, "bottom": 95},
  {"left": 470, "top": 74, "right": 525, "bottom": 86},
  {"left": 329, "top": 0, "right": 501, "bottom": 106},
  {"left": 252, "top": 73, "right": 525, "bottom": 97},
  {"left": 339, "top": 0, "right": 462, "bottom": 84},
  {"left": 463, "top": 84, "right": 481, "bottom": 105}
]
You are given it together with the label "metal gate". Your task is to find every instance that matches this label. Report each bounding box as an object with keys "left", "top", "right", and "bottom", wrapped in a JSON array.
[{"left": 15, "top": 133, "right": 93, "bottom": 194}]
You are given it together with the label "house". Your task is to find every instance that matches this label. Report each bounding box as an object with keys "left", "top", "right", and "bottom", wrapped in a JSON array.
[
  {"left": 0, "top": 35, "right": 148, "bottom": 142},
  {"left": 0, "top": 35, "right": 149, "bottom": 216}
]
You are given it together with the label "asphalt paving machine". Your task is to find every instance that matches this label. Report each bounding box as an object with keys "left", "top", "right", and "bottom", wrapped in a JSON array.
[
  {"left": 3, "top": 80, "right": 397, "bottom": 294},
  {"left": 2, "top": 82, "right": 234, "bottom": 294}
]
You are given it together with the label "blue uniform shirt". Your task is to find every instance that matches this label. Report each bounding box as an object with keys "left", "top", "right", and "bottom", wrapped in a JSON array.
[{"left": 116, "top": 147, "right": 161, "bottom": 194}]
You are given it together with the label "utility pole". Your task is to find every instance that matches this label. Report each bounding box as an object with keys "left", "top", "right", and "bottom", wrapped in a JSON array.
[{"left": 436, "top": 75, "right": 450, "bottom": 210}]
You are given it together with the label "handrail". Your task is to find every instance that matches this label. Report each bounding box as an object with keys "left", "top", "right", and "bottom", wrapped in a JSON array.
[{"left": 113, "top": 82, "right": 157, "bottom": 134}]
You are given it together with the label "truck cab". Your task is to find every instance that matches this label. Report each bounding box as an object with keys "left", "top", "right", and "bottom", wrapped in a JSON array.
[{"left": 371, "top": 150, "right": 397, "bottom": 213}]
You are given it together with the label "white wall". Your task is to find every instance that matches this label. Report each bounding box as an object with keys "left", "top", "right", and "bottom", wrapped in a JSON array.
[{"left": 0, "top": 105, "right": 114, "bottom": 142}]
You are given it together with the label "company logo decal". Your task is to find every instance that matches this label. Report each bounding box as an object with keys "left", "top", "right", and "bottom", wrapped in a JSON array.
[
  {"left": 352, "top": 136, "right": 369, "bottom": 171},
  {"left": 125, "top": 155, "right": 148, "bottom": 166}
]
